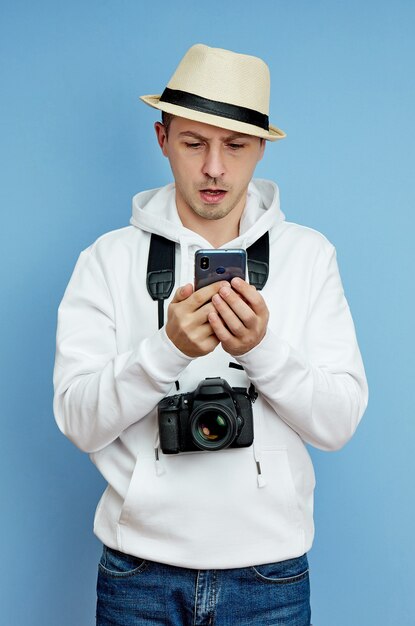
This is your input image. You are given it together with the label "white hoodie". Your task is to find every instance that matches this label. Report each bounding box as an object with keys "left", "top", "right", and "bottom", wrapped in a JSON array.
[{"left": 53, "top": 180, "right": 368, "bottom": 569}]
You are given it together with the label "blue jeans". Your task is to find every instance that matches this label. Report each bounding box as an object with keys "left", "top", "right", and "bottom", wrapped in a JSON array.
[{"left": 96, "top": 546, "right": 311, "bottom": 625}]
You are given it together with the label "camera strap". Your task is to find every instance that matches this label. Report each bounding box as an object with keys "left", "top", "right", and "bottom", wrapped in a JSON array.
[
  {"left": 146, "top": 232, "right": 270, "bottom": 329},
  {"left": 146, "top": 234, "right": 176, "bottom": 329},
  {"left": 246, "top": 231, "right": 269, "bottom": 291}
]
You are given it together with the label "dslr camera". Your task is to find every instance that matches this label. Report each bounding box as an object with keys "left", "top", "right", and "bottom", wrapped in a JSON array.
[{"left": 158, "top": 377, "right": 254, "bottom": 454}]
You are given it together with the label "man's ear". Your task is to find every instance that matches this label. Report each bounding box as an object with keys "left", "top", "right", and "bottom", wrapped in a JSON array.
[{"left": 154, "top": 122, "right": 168, "bottom": 156}]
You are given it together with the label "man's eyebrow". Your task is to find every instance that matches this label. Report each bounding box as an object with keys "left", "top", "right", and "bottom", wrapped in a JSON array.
[
  {"left": 178, "top": 131, "right": 207, "bottom": 141},
  {"left": 178, "top": 131, "right": 251, "bottom": 141},
  {"left": 222, "top": 132, "right": 250, "bottom": 141}
]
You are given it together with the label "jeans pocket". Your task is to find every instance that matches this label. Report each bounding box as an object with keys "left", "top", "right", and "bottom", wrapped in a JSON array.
[
  {"left": 252, "top": 554, "right": 309, "bottom": 584},
  {"left": 98, "top": 545, "right": 148, "bottom": 578}
]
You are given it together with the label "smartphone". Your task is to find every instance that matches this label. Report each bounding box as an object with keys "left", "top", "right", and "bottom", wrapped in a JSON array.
[{"left": 194, "top": 249, "right": 247, "bottom": 290}]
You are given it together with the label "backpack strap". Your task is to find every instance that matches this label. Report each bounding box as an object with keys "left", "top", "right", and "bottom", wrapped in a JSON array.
[
  {"left": 247, "top": 231, "right": 269, "bottom": 290},
  {"left": 146, "top": 234, "right": 175, "bottom": 329}
]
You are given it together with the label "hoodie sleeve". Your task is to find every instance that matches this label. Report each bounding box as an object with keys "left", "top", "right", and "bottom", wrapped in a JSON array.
[
  {"left": 236, "top": 243, "right": 368, "bottom": 451},
  {"left": 53, "top": 248, "right": 193, "bottom": 453}
]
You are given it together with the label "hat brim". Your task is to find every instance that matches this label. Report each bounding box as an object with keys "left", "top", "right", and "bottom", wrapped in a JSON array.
[{"left": 140, "top": 94, "right": 286, "bottom": 141}]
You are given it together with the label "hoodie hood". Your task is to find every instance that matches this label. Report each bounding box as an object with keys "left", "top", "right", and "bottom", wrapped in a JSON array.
[{"left": 130, "top": 179, "right": 285, "bottom": 249}]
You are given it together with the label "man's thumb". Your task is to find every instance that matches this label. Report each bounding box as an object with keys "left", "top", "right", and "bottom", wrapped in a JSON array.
[{"left": 171, "top": 283, "right": 193, "bottom": 303}]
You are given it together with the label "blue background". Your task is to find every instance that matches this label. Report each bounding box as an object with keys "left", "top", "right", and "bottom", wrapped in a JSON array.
[{"left": 1, "top": 1, "right": 413, "bottom": 624}]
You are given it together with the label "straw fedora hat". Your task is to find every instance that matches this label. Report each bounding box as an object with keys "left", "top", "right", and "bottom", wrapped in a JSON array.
[{"left": 140, "top": 44, "right": 285, "bottom": 141}]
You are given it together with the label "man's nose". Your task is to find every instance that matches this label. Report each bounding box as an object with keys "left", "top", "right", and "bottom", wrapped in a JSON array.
[{"left": 202, "top": 147, "right": 226, "bottom": 180}]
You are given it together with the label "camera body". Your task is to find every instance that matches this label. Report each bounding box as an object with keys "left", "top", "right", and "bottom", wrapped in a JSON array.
[{"left": 158, "top": 377, "right": 254, "bottom": 454}]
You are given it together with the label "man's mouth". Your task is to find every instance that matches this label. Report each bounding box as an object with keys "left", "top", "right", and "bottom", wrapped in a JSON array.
[{"left": 199, "top": 189, "right": 228, "bottom": 204}]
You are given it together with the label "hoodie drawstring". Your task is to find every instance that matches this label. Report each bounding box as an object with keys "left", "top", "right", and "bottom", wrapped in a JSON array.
[
  {"left": 178, "top": 236, "right": 190, "bottom": 288},
  {"left": 154, "top": 431, "right": 166, "bottom": 476}
]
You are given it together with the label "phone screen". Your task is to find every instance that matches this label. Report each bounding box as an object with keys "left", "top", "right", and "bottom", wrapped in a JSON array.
[{"left": 194, "top": 249, "right": 246, "bottom": 290}]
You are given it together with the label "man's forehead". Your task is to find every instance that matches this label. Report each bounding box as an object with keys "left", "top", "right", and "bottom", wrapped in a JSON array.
[{"left": 171, "top": 117, "right": 257, "bottom": 141}]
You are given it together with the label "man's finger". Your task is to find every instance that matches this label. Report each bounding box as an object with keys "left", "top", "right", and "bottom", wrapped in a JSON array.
[
  {"left": 170, "top": 283, "right": 194, "bottom": 303},
  {"left": 229, "top": 278, "right": 267, "bottom": 315},
  {"left": 170, "top": 280, "right": 229, "bottom": 308}
]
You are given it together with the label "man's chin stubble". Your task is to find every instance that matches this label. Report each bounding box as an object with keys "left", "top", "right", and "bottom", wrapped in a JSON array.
[{"left": 191, "top": 205, "right": 236, "bottom": 220}]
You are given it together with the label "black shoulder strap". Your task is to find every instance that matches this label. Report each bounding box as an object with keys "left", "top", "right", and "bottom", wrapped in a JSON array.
[
  {"left": 247, "top": 231, "right": 269, "bottom": 290},
  {"left": 146, "top": 234, "right": 175, "bottom": 329},
  {"left": 146, "top": 230, "right": 270, "bottom": 328}
]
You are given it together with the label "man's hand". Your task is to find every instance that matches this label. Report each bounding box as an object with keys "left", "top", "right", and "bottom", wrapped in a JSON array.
[
  {"left": 165, "top": 282, "right": 227, "bottom": 357},
  {"left": 208, "top": 277, "right": 269, "bottom": 356}
]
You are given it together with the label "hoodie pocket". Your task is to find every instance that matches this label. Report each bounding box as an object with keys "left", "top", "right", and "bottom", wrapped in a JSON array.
[
  {"left": 117, "top": 454, "right": 143, "bottom": 528},
  {"left": 117, "top": 446, "right": 305, "bottom": 562},
  {"left": 259, "top": 448, "right": 304, "bottom": 527}
]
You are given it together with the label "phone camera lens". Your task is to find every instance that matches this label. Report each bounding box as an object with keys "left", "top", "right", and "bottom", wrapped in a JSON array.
[{"left": 200, "top": 257, "right": 209, "bottom": 270}]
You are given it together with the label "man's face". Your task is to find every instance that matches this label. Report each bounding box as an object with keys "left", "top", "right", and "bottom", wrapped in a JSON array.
[{"left": 155, "top": 117, "right": 265, "bottom": 224}]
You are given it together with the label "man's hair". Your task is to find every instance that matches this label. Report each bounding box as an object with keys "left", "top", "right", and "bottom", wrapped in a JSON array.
[{"left": 161, "top": 111, "right": 175, "bottom": 137}]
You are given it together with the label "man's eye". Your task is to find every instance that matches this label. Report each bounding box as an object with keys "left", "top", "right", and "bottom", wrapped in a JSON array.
[
  {"left": 186, "top": 142, "right": 202, "bottom": 149},
  {"left": 228, "top": 143, "right": 245, "bottom": 150}
]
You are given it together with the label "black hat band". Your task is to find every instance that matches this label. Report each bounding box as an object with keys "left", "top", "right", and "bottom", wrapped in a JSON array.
[{"left": 159, "top": 88, "right": 269, "bottom": 131}]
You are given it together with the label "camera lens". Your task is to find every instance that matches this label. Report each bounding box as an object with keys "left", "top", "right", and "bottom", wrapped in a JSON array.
[
  {"left": 190, "top": 404, "right": 237, "bottom": 451},
  {"left": 198, "top": 411, "right": 226, "bottom": 441},
  {"left": 200, "top": 256, "right": 209, "bottom": 270}
]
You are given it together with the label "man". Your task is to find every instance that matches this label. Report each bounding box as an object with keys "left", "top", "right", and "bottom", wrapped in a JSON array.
[{"left": 54, "top": 44, "right": 368, "bottom": 625}]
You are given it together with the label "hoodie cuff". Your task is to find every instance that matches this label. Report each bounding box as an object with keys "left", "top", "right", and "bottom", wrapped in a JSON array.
[
  {"left": 234, "top": 328, "right": 291, "bottom": 382},
  {"left": 139, "top": 327, "right": 194, "bottom": 383}
]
